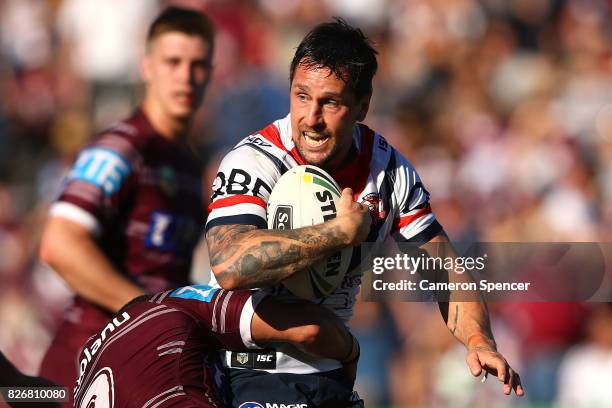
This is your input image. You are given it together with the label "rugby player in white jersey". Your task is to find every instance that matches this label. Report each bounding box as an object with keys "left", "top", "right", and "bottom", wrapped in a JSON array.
[{"left": 205, "top": 18, "right": 524, "bottom": 407}]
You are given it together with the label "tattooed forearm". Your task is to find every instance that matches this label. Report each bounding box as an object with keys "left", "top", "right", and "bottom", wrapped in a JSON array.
[
  {"left": 422, "top": 233, "right": 497, "bottom": 350},
  {"left": 450, "top": 304, "right": 459, "bottom": 335},
  {"left": 447, "top": 300, "right": 496, "bottom": 350},
  {"left": 206, "top": 221, "right": 350, "bottom": 289}
]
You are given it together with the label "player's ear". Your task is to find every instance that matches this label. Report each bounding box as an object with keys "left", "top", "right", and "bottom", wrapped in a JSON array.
[
  {"left": 356, "top": 93, "right": 371, "bottom": 122},
  {"left": 141, "top": 55, "right": 153, "bottom": 83}
]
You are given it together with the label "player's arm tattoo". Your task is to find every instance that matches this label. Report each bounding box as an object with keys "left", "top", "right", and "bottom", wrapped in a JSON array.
[
  {"left": 206, "top": 222, "right": 349, "bottom": 289},
  {"left": 416, "top": 232, "right": 497, "bottom": 350},
  {"left": 450, "top": 304, "right": 459, "bottom": 335}
]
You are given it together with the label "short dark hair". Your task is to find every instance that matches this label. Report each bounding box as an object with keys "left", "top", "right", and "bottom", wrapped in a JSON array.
[
  {"left": 147, "top": 6, "right": 215, "bottom": 50},
  {"left": 289, "top": 18, "right": 378, "bottom": 99}
]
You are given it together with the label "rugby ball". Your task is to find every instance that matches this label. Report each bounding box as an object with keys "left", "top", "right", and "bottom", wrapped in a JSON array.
[{"left": 267, "top": 165, "right": 353, "bottom": 299}]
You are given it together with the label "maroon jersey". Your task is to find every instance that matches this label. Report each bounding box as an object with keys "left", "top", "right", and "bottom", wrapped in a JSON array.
[
  {"left": 72, "top": 285, "right": 263, "bottom": 408},
  {"left": 40, "top": 109, "right": 205, "bottom": 393}
]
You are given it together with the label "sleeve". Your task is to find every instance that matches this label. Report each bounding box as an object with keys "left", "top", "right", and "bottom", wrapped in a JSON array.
[
  {"left": 206, "top": 288, "right": 267, "bottom": 349},
  {"left": 391, "top": 150, "right": 443, "bottom": 243},
  {"left": 49, "top": 133, "right": 139, "bottom": 235},
  {"left": 205, "top": 145, "right": 282, "bottom": 231},
  {"left": 169, "top": 285, "right": 267, "bottom": 349}
]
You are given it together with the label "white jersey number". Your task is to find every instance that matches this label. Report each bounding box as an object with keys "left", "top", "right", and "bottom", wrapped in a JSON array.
[{"left": 78, "top": 367, "right": 115, "bottom": 408}]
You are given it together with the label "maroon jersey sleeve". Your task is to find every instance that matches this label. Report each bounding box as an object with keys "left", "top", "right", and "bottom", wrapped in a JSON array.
[
  {"left": 49, "top": 129, "right": 140, "bottom": 234},
  {"left": 46, "top": 110, "right": 204, "bottom": 295},
  {"left": 162, "top": 285, "right": 267, "bottom": 350}
]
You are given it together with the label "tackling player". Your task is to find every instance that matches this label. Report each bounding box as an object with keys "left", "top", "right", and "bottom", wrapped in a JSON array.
[
  {"left": 206, "top": 19, "right": 524, "bottom": 407},
  {"left": 72, "top": 285, "right": 359, "bottom": 408},
  {"left": 38, "top": 7, "right": 213, "bottom": 395}
]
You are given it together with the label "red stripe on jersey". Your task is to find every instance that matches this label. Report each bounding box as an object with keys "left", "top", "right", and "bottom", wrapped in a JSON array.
[
  {"left": 208, "top": 195, "right": 267, "bottom": 211},
  {"left": 393, "top": 205, "right": 432, "bottom": 232},
  {"left": 290, "top": 147, "right": 306, "bottom": 165},
  {"left": 258, "top": 123, "right": 284, "bottom": 150},
  {"left": 258, "top": 123, "right": 306, "bottom": 165},
  {"left": 333, "top": 124, "right": 375, "bottom": 200}
]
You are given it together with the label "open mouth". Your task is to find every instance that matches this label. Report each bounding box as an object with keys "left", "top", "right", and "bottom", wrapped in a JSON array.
[
  {"left": 175, "top": 91, "right": 195, "bottom": 105},
  {"left": 302, "top": 131, "right": 330, "bottom": 148}
]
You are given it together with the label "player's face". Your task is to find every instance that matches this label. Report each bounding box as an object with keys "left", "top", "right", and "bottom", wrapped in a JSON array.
[
  {"left": 290, "top": 63, "right": 370, "bottom": 171},
  {"left": 142, "top": 32, "right": 212, "bottom": 120}
]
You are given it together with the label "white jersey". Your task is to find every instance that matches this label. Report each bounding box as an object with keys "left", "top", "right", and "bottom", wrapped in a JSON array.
[{"left": 207, "top": 114, "right": 442, "bottom": 373}]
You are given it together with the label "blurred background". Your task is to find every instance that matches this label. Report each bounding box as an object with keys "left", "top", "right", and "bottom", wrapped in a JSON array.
[{"left": 1, "top": 0, "right": 612, "bottom": 407}]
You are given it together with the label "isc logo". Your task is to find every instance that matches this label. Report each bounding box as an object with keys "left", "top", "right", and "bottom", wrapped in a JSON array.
[{"left": 256, "top": 355, "right": 273, "bottom": 362}]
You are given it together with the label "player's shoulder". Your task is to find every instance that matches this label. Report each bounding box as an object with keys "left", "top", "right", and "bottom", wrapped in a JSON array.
[
  {"left": 357, "top": 123, "right": 423, "bottom": 204},
  {"left": 357, "top": 123, "right": 415, "bottom": 171},
  {"left": 82, "top": 112, "right": 151, "bottom": 164},
  {"left": 99, "top": 109, "right": 157, "bottom": 149},
  {"left": 220, "top": 116, "right": 295, "bottom": 175}
]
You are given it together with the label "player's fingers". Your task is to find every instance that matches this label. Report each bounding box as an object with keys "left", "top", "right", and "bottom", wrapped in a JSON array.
[
  {"left": 338, "top": 188, "right": 354, "bottom": 209},
  {"left": 513, "top": 372, "right": 525, "bottom": 397},
  {"left": 495, "top": 359, "right": 507, "bottom": 383},
  {"left": 503, "top": 367, "right": 514, "bottom": 395},
  {"left": 465, "top": 350, "right": 482, "bottom": 377},
  {"left": 342, "top": 188, "right": 354, "bottom": 200}
]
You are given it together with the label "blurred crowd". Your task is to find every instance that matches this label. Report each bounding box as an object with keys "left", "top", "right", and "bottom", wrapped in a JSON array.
[{"left": 1, "top": 0, "right": 612, "bottom": 407}]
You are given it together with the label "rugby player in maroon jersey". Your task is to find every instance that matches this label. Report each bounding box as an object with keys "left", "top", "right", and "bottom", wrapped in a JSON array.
[
  {"left": 72, "top": 285, "right": 360, "bottom": 408},
  {"left": 38, "top": 7, "right": 214, "bottom": 396}
]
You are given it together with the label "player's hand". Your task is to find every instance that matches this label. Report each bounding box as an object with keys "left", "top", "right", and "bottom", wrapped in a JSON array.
[
  {"left": 336, "top": 188, "right": 371, "bottom": 246},
  {"left": 466, "top": 347, "right": 525, "bottom": 397}
]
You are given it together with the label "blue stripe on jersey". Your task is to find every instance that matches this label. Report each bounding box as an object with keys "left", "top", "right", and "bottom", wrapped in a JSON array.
[
  {"left": 69, "top": 147, "right": 131, "bottom": 195},
  {"left": 405, "top": 182, "right": 431, "bottom": 214},
  {"left": 402, "top": 220, "right": 443, "bottom": 243},
  {"left": 171, "top": 285, "right": 219, "bottom": 302},
  {"left": 236, "top": 143, "right": 289, "bottom": 174},
  {"left": 205, "top": 214, "right": 267, "bottom": 231}
]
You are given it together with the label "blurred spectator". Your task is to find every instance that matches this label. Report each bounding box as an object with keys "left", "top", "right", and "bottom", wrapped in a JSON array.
[
  {"left": 55, "top": 0, "right": 158, "bottom": 127},
  {"left": 0, "top": 0, "right": 53, "bottom": 71},
  {"left": 557, "top": 303, "right": 612, "bottom": 408}
]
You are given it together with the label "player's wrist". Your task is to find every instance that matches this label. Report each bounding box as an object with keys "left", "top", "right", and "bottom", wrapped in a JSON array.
[
  {"left": 328, "top": 216, "right": 356, "bottom": 246},
  {"left": 337, "top": 213, "right": 370, "bottom": 247},
  {"left": 466, "top": 333, "right": 497, "bottom": 352}
]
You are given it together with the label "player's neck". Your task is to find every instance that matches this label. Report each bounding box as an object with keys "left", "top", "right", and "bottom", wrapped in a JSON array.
[
  {"left": 142, "top": 99, "right": 190, "bottom": 142},
  {"left": 321, "top": 144, "right": 357, "bottom": 174}
]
